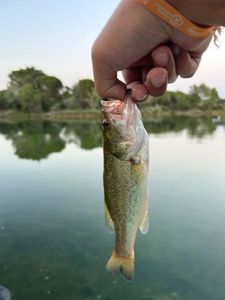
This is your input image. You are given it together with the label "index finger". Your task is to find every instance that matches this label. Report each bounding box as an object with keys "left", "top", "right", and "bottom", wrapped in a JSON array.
[{"left": 91, "top": 45, "right": 127, "bottom": 100}]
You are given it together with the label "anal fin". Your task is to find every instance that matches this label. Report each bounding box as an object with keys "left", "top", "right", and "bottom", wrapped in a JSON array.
[
  {"left": 104, "top": 203, "right": 114, "bottom": 232},
  {"left": 139, "top": 211, "right": 149, "bottom": 234}
]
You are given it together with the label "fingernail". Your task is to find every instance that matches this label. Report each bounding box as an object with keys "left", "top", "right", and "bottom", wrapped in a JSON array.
[
  {"left": 136, "top": 94, "right": 148, "bottom": 101},
  {"left": 151, "top": 73, "right": 166, "bottom": 88},
  {"left": 154, "top": 53, "right": 169, "bottom": 66}
]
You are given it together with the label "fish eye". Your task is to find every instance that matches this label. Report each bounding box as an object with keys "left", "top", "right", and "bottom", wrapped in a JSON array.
[{"left": 103, "top": 120, "right": 110, "bottom": 127}]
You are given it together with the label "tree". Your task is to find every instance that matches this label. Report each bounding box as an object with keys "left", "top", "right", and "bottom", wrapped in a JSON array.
[
  {"left": 189, "top": 84, "right": 220, "bottom": 110},
  {"left": 39, "top": 76, "right": 63, "bottom": 111},
  {"left": 0, "top": 90, "right": 8, "bottom": 109},
  {"left": 153, "top": 91, "right": 192, "bottom": 110},
  {"left": 17, "top": 84, "right": 42, "bottom": 113},
  {"left": 0, "top": 89, "right": 20, "bottom": 109},
  {"left": 7, "top": 67, "right": 63, "bottom": 112},
  {"left": 72, "top": 79, "right": 98, "bottom": 109},
  {"left": 151, "top": 84, "right": 221, "bottom": 111},
  {"left": 9, "top": 67, "right": 44, "bottom": 90}
]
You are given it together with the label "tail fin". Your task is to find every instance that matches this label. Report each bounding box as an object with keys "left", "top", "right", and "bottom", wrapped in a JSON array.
[{"left": 106, "top": 250, "right": 134, "bottom": 281}]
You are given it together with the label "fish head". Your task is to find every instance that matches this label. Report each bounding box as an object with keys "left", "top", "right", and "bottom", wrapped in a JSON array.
[{"left": 101, "top": 94, "right": 146, "bottom": 160}]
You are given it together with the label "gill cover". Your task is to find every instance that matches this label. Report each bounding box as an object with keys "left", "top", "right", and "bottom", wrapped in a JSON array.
[{"left": 101, "top": 95, "right": 137, "bottom": 160}]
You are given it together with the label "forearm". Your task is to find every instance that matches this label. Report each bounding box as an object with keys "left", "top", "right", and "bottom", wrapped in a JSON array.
[{"left": 167, "top": 0, "right": 225, "bottom": 26}]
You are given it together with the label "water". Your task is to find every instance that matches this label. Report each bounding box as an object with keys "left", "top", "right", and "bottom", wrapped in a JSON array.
[{"left": 0, "top": 117, "right": 225, "bottom": 300}]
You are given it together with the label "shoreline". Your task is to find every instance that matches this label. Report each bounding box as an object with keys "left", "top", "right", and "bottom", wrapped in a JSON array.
[{"left": 0, "top": 109, "right": 224, "bottom": 123}]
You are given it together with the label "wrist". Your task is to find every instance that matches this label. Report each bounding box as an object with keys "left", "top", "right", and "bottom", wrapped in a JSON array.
[{"left": 166, "top": 0, "right": 225, "bottom": 26}]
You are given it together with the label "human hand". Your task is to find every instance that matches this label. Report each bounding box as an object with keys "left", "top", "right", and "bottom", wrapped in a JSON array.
[{"left": 92, "top": 0, "right": 213, "bottom": 101}]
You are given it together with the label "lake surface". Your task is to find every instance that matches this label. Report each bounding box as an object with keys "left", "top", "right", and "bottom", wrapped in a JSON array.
[{"left": 0, "top": 117, "right": 225, "bottom": 300}]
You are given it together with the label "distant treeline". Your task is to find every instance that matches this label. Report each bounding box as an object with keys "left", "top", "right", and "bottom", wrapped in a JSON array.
[
  {"left": 0, "top": 67, "right": 224, "bottom": 113},
  {"left": 0, "top": 67, "right": 98, "bottom": 113}
]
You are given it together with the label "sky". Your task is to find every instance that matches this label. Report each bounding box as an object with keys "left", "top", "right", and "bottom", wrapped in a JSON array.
[{"left": 0, "top": 0, "right": 225, "bottom": 97}]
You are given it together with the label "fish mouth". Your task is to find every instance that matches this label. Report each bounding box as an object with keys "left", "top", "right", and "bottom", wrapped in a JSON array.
[
  {"left": 101, "top": 99, "right": 125, "bottom": 115},
  {"left": 101, "top": 90, "right": 134, "bottom": 117}
]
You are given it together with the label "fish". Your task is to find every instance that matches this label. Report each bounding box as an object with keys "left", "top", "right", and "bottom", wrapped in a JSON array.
[{"left": 102, "top": 92, "right": 149, "bottom": 281}]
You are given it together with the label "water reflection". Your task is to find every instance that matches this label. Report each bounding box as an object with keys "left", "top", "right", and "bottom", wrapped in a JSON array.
[
  {"left": 62, "top": 122, "right": 102, "bottom": 149},
  {"left": 0, "top": 116, "right": 224, "bottom": 161},
  {"left": 0, "top": 116, "right": 225, "bottom": 300},
  {"left": 0, "top": 122, "right": 65, "bottom": 160},
  {"left": 144, "top": 116, "right": 218, "bottom": 138}
]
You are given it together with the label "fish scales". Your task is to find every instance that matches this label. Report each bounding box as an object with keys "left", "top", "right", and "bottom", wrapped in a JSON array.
[{"left": 102, "top": 93, "right": 149, "bottom": 281}]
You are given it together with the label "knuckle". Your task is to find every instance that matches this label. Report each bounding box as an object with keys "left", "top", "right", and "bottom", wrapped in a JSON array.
[
  {"left": 91, "top": 42, "right": 105, "bottom": 62},
  {"left": 94, "top": 84, "right": 105, "bottom": 98},
  {"left": 152, "top": 45, "right": 171, "bottom": 57},
  {"left": 91, "top": 43, "right": 99, "bottom": 61},
  {"left": 95, "top": 83, "right": 112, "bottom": 98}
]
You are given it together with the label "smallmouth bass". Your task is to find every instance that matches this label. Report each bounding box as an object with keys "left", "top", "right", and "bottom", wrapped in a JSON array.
[{"left": 102, "top": 93, "right": 149, "bottom": 281}]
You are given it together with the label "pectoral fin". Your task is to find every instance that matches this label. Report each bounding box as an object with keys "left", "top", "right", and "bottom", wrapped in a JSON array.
[
  {"left": 139, "top": 211, "right": 149, "bottom": 234},
  {"left": 104, "top": 203, "right": 114, "bottom": 232}
]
